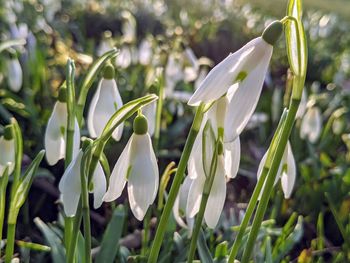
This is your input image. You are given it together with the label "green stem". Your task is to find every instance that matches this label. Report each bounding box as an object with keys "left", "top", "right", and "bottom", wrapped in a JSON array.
[
  {"left": 187, "top": 141, "right": 219, "bottom": 262},
  {"left": 67, "top": 202, "right": 82, "bottom": 263},
  {"left": 153, "top": 73, "right": 164, "bottom": 151},
  {"left": 0, "top": 171, "right": 9, "bottom": 248},
  {"left": 148, "top": 103, "right": 205, "bottom": 263},
  {"left": 4, "top": 223, "right": 16, "bottom": 263},
  {"left": 240, "top": 98, "right": 300, "bottom": 263}
]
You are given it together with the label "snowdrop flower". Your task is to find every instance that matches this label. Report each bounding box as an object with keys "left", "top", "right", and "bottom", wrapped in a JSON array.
[
  {"left": 142, "top": 101, "right": 156, "bottom": 136},
  {"left": 188, "top": 21, "right": 283, "bottom": 142},
  {"left": 7, "top": 56, "right": 22, "bottom": 92},
  {"left": 186, "top": 97, "right": 240, "bottom": 228},
  {"left": 103, "top": 114, "right": 159, "bottom": 220},
  {"left": 164, "top": 54, "right": 184, "bottom": 97},
  {"left": 121, "top": 11, "right": 136, "bottom": 43},
  {"left": 0, "top": 125, "right": 15, "bottom": 176},
  {"left": 300, "top": 105, "right": 322, "bottom": 143},
  {"left": 257, "top": 141, "right": 296, "bottom": 199},
  {"left": 139, "top": 38, "right": 153, "bottom": 65},
  {"left": 88, "top": 64, "right": 123, "bottom": 141},
  {"left": 183, "top": 47, "right": 199, "bottom": 82},
  {"left": 115, "top": 46, "right": 132, "bottom": 69},
  {"left": 59, "top": 146, "right": 106, "bottom": 217},
  {"left": 173, "top": 176, "right": 195, "bottom": 233},
  {"left": 44, "top": 86, "right": 80, "bottom": 165},
  {"left": 96, "top": 34, "right": 114, "bottom": 57}
]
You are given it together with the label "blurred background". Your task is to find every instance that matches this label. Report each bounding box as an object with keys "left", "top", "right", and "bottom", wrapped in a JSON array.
[{"left": 0, "top": 0, "right": 350, "bottom": 262}]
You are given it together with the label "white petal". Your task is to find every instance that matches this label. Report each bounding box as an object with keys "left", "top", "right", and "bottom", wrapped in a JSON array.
[
  {"left": 281, "top": 142, "right": 296, "bottom": 199},
  {"left": 45, "top": 102, "right": 67, "bottom": 165},
  {"left": 0, "top": 137, "right": 15, "bottom": 176},
  {"left": 173, "top": 194, "right": 188, "bottom": 229},
  {"left": 296, "top": 89, "right": 307, "bottom": 119},
  {"left": 139, "top": 39, "right": 152, "bottom": 65},
  {"left": 72, "top": 119, "right": 81, "bottom": 159},
  {"left": 115, "top": 46, "right": 131, "bottom": 69},
  {"left": 173, "top": 176, "right": 194, "bottom": 228},
  {"left": 88, "top": 79, "right": 124, "bottom": 141},
  {"left": 204, "top": 156, "right": 226, "bottom": 228},
  {"left": 186, "top": 174, "right": 205, "bottom": 218},
  {"left": 58, "top": 151, "right": 82, "bottom": 217},
  {"left": 224, "top": 44, "right": 273, "bottom": 142},
  {"left": 224, "top": 137, "right": 241, "bottom": 178},
  {"left": 92, "top": 162, "right": 107, "bottom": 209},
  {"left": 127, "top": 134, "right": 159, "bottom": 220},
  {"left": 300, "top": 106, "right": 322, "bottom": 143},
  {"left": 188, "top": 38, "right": 260, "bottom": 106},
  {"left": 103, "top": 135, "right": 132, "bottom": 202},
  {"left": 142, "top": 101, "right": 156, "bottom": 136},
  {"left": 8, "top": 58, "right": 22, "bottom": 92}
]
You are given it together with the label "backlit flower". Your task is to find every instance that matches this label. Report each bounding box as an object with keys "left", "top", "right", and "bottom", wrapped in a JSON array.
[
  {"left": 300, "top": 105, "right": 322, "bottom": 143},
  {"left": 0, "top": 125, "right": 15, "bottom": 176}
]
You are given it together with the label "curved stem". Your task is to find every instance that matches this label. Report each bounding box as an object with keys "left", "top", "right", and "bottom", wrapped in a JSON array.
[
  {"left": 240, "top": 98, "right": 300, "bottom": 263},
  {"left": 148, "top": 103, "right": 205, "bottom": 263}
]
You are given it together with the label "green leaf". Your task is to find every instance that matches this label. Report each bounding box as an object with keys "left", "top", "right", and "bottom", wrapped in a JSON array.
[
  {"left": 76, "top": 48, "right": 119, "bottom": 123},
  {"left": 0, "top": 39, "right": 26, "bottom": 53},
  {"left": 214, "top": 241, "right": 228, "bottom": 260},
  {"left": 197, "top": 229, "right": 214, "bottom": 263},
  {"left": 16, "top": 240, "right": 51, "bottom": 252},
  {"left": 96, "top": 205, "right": 126, "bottom": 263},
  {"left": 285, "top": 0, "right": 308, "bottom": 78},
  {"left": 264, "top": 236, "right": 272, "bottom": 263},
  {"left": 99, "top": 94, "right": 158, "bottom": 143},
  {"left": 8, "top": 150, "right": 45, "bottom": 223},
  {"left": 34, "top": 218, "right": 65, "bottom": 263}
]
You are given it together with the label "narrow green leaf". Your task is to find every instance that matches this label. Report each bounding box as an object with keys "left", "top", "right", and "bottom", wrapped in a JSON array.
[
  {"left": 99, "top": 94, "right": 158, "bottom": 142},
  {"left": 202, "top": 120, "right": 216, "bottom": 177},
  {"left": 76, "top": 48, "right": 119, "bottom": 123},
  {"left": 34, "top": 218, "right": 65, "bottom": 263},
  {"left": 285, "top": 0, "right": 308, "bottom": 78},
  {"left": 16, "top": 240, "right": 51, "bottom": 252},
  {"left": 96, "top": 205, "right": 126, "bottom": 263},
  {"left": 265, "top": 236, "right": 272, "bottom": 263},
  {"left": 214, "top": 241, "right": 228, "bottom": 260},
  {"left": 197, "top": 229, "right": 214, "bottom": 263}
]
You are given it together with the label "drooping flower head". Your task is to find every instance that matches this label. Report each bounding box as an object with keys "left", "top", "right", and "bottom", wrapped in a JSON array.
[
  {"left": 0, "top": 125, "right": 15, "bottom": 176},
  {"left": 7, "top": 54, "right": 23, "bottom": 92},
  {"left": 188, "top": 21, "right": 283, "bottom": 142},
  {"left": 88, "top": 63, "right": 124, "bottom": 141},
  {"left": 44, "top": 86, "right": 80, "bottom": 165},
  {"left": 300, "top": 104, "right": 322, "bottom": 143},
  {"left": 103, "top": 113, "right": 159, "bottom": 220},
  {"left": 59, "top": 140, "right": 106, "bottom": 217},
  {"left": 257, "top": 141, "right": 296, "bottom": 199}
]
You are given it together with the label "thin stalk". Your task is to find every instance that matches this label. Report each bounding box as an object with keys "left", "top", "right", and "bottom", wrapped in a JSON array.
[
  {"left": 80, "top": 152, "right": 92, "bottom": 263},
  {"left": 187, "top": 141, "right": 219, "bottom": 262},
  {"left": 228, "top": 109, "right": 288, "bottom": 263},
  {"left": 141, "top": 210, "right": 151, "bottom": 256},
  {"left": 0, "top": 174, "right": 9, "bottom": 256},
  {"left": 66, "top": 202, "right": 82, "bottom": 263},
  {"left": 148, "top": 103, "right": 205, "bottom": 263},
  {"left": 153, "top": 72, "right": 164, "bottom": 151},
  {"left": 4, "top": 223, "right": 15, "bottom": 263},
  {"left": 240, "top": 98, "right": 300, "bottom": 263}
]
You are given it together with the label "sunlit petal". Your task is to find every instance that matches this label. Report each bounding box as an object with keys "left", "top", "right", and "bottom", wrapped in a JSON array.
[{"left": 224, "top": 137, "right": 241, "bottom": 178}]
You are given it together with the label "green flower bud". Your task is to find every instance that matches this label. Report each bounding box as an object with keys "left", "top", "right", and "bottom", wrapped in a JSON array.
[
  {"left": 218, "top": 140, "right": 224, "bottom": 155},
  {"left": 133, "top": 114, "right": 148, "bottom": 135},
  {"left": 103, "top": 63, "right": 115, "bottom": 79},
  {"left": 262, "top": 21, "right": 283, "bottom": 46},
  {"left": 4, "top": 125, "right": 14, "bottom": 140},
  {"left": 58, "top": 86, "right": 67, "bottom": 102}
]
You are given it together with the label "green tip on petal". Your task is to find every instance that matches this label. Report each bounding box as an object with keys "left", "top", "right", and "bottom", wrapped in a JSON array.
[
  {"left": 4, "top": 125, "right": 13, "bottom": 140},
  {"left": 58, "top": 86, "right": 67, "bottom": 102},
  {"left": 262, "top": 21, "right": 283, "bottom": 45},
  {"left": 103, "top": 63, "right": 115, "bottom": 79},
  {"left": 133, "top": 114, "right": 148, "bottom": 135}
]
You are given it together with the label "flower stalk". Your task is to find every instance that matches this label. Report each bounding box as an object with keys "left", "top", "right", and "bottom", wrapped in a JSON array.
[{"left": 148, "top": 103, "right": 205, "bottom": 263}]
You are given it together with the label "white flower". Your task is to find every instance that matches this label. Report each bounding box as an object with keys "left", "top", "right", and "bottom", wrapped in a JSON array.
[
  {"left": 173, "top": 176, "right": 194, "bottom": 233},
  {"left": 188, "top": 21, "right": 283, "bottom": 142},
  {"left": 183, "top": 47, "right": 199, "bottom": 82},
  {"left": 139, "top": 38, "right": 153, "bottom": 65},
  {"left": 296, "top": 89, "right": 307, "bottom": 119},
  {"left": 44, "top": 88, "right": 80, "bottom": 165},
  {"left": 7, "top": 57, "right": 22, "bottom": 92},
  {"left": 257, "top": 141, "right": 296, "bottom": 199},
  {"left": 103, "top": 114, "right": 159, "bottom": 220},
  {"left": 142, "top": 101, "right": 156, "bottom": 136},
  {"left": 115, "top": 46, "right": 132, "bottom": 69},
  {"left": 300, "top": 106, "right": 322, "bottom": 143},
  {"left": 88, "top": 64, "right": 123, "bottom": 141},
  {"left": 0, "top": 127, "right": 15, "bottom": 176},
  {"left": 58, "top": 150, "right": 107, "bottom": 217},
  {"left": 186, "top": 97, "right": 241, "bottom": 228},
  {"left": 121, "top": 11, "right": 136, "bottom": 43},
  {"left": 96, "top": 39, "right": 113, "bottom": 57},
  {"left": 164, "top": 54, "right": 184, "bottom": 97}
]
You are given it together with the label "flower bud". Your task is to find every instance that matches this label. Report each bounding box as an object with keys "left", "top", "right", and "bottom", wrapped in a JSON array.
[
  {"left": 133, "top": 114, "right": 148, "bottom": 135},
  {"left": 262, "top": 21, "right": 283, "bottom": 45}
]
